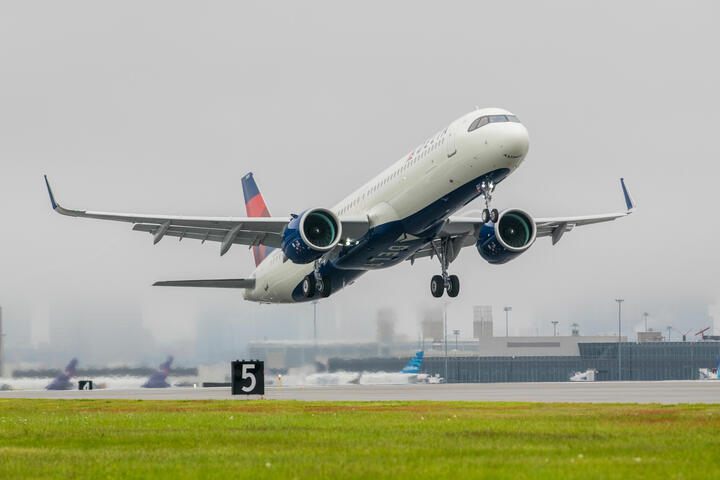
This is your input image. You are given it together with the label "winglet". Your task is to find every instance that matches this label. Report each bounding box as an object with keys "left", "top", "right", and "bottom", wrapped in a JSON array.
[
  {"left": 620, "top": 178, "right": 636, "bottom": 212},
  {"left": 44, "top": 175, "right": 59, "bottom": 210}
]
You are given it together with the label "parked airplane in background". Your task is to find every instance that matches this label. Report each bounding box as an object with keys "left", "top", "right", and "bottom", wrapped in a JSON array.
[
  {"left": 141, "top": 356, "right": 173, "bottom": 388},
  {"left": 304, "top": 351, "right": 432, "bottom": 385},
  {"left": 46, "top": 358, "right": 77, "bottom": 390},
  {"left": 45, "top": 107, "right": 635, "bottom": 303},
  {"left": 570, "top": 369, "right": 597, "bottom": 382},
  {"left": 698, "top": 354, "right": 720, "bottom": 380},
  {"left": 359, "top": 351, "right": 439, "bottom": 384}
]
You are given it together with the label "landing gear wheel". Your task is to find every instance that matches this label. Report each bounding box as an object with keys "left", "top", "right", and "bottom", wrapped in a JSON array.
[
  {"left": 430, "top": 275, "right": 444, "bottom": 298},
  {"left": 318, "top": 275, "right": 332, "bottom": 298},
  {"left": 446, "top": 275, "right": 460, "bottom": 297},
  {"left": 481, "top": 209, "right": 490, "bottom": 224},
  {"left": 302, "top": 275, "right": 316, "bottom": 298},
  {"left": 490, "top": 208, "right": 499, "bottom": 223}
]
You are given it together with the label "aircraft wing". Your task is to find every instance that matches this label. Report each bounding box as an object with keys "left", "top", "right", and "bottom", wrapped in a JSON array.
[
  {"left": 409, "top": 178, "right": 635, "bottom": 262},
  {"left": 153, "top": 278, "right": 256, "bottom": 288},
  {"left": 44, "top": 176, "right": 369, "bottom": 256}
]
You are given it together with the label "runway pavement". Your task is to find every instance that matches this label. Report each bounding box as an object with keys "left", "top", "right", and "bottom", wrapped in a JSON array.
[{"left": 1, "top": 380, "right": 719, "bottom": 403}]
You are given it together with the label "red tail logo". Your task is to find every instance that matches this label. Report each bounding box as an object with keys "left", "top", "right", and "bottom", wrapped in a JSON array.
[{"left": 241, "top": 173, "right": 274, "bottom": 266}]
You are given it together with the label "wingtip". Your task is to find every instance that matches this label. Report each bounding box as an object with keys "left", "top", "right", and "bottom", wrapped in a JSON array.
[
  {"left": 43, "top": 174, "right": 58, "bottom": 210},
  {"left": 620, "top": 178, "right": 636, "bottom": 212}
]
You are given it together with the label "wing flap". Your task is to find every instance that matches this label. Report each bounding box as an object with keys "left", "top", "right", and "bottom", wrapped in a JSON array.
[
  {"left": 534, "top": 212, "right": 628, "bottom": 238},
  {"left": 132, "top": 224, "right": 284, "bottom": 248}
]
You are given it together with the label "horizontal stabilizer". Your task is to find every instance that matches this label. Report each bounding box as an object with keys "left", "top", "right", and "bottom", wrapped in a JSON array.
[{"left": 153, "top": 278, "right": 255, "bottom": 289}]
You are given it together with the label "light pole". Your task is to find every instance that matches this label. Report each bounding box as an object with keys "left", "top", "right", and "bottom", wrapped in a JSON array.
[
  {"left": 643, "top": 312, "right": 649, "bottom": 332},
  {"left": 0, "top": 306, "right": 4, "bottom": 378},
  {"left": 443, "top": 303, "right": 448, "bottom": 381},
  {"left": 551, "top": 320, "right": 559, "bottom": 336},
  {"left": 504, "top": 306, "right": 512, "bottom": 337},
  {"left": 666, "top": 326, "right": 672, "bottom": 342},
  {"left": 312, "top": 300, "right": 318, "bottom": 358},
  {"left": 615, "top": 299, "right": 624, "bottom": 381},
  {"left": 453, "top": 329, "right": 460, "bottom": 351}
]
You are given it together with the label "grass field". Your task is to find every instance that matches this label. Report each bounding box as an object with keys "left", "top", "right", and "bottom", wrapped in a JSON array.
[{"left": 1, "top": 400, "right": 719, "bottom": 479}]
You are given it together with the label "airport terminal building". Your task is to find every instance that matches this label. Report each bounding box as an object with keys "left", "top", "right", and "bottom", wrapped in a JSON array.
[
  {"left": 325, "top": 336, "right": 720, "bottom": 383},
  {"left": 250, "top": 305, "right": 720, "bottom": 382},
  {"left": 421, "top": 341, "right": 720, "bottom": 383}
]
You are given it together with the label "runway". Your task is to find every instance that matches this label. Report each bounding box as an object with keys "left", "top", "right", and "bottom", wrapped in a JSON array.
[{"left": 2, "top": 380, "right": 719, "bottom": 403}]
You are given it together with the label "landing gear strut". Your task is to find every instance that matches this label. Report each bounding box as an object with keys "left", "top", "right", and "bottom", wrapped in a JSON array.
[
  {"left": 429, "top": 238, "right": 460, "bottom": 298},
  {"left": 479, "top": 179, "right": 499, "bottom": 224}
]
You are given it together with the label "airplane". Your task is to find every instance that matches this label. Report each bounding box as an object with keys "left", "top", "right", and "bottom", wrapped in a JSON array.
[
  {"left": 141, "top": 356, "right": 173, "bottom": 388},
  {"left": 45, "top": 358, "right": 78, "bottom": 390},
  {"left": 304, "top": 351, "right": 431, "bottom": 385},
  {"left": 569, "top": 369, "right": 597, "bottom": 382},
  {"left": 698, "top": 353, "right": 720, "bottom": 381},
  {"left": 44, "top": 107, "right": 635, "bottom": 303}
]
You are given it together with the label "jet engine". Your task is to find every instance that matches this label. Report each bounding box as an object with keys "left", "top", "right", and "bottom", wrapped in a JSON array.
[
  {"left": 476, "top": 208, "right": 536, "bottom": 264},
  {"left": 281, "top": 208, "right": 342, "bottom": 264}
]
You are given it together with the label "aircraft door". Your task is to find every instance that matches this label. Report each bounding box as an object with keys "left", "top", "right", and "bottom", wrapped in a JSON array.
[{"left": 446, "top": 128, "right": 457, "bottom": 157}]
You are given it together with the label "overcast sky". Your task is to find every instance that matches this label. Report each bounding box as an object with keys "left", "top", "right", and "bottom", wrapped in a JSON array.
[{"left": 1, "top": 1, "right": 719, "bottom": 365}]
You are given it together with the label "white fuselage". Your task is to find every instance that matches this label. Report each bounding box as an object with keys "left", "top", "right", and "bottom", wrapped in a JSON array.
[{"left": 244, "top": 108, "right": 530, "bottom": 303}]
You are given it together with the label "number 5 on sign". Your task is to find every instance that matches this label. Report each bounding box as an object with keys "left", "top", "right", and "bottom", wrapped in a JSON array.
[
  {"left": 241, "top": 363, "right": 256, "bottom": 392},
  {"left": 231, "top": 360, "right": 265, "bottom": 395}
]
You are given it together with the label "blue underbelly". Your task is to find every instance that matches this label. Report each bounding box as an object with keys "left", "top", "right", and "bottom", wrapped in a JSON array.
[{"left": 289, "top": 168, "right": 510, "bottom": 302}]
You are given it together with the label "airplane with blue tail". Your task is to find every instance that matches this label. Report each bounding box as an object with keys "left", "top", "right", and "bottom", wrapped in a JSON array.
[
  {"left": 698, "top": 353, "right": 720, "bottom": 380},
  {"left": 44, "top": 108, "right": 635, "bottom": 303},
  {"left": 305, "top": 351, "right": 430, "bottom": 385}
]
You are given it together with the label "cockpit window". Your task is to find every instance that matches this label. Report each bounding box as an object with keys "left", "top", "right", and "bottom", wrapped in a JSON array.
[
  {"left": 468, "top": 116, "right": 489, "bottom": 132},
  {"left": 468, "top": 114, "right": 520, "bottom": 132}
]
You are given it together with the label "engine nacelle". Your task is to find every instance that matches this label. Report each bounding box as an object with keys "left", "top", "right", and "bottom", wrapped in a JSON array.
[
  {"left": 476, "top": 208, "right": 537, "bottom": 264},
  {"left": 281, "top": 208, "right": 342, "bottom": 264}
]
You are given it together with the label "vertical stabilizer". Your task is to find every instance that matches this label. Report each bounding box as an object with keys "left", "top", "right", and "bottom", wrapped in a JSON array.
[
  {"left": 401, "top": 351, "right": 424, "bottom": 374},
  {"left": 142, "top": 356, "right": 173, "bottom": 388},
  {"left": 46, "top": 358, "right": 78, "bottom": 390},
  {"left": 241, "top": 172, "right": 275, "bottom": 266}
]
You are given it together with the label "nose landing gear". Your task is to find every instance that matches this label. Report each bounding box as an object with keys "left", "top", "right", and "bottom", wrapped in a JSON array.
[{"left": 478, "top": 179, "right": 499, "bottom": 224}]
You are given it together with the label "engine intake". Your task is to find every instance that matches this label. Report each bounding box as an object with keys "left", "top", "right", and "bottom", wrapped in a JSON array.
[
  {"left": 476, "top": 208, "right": 536, "bottom": 264},
  {"left": 281, "top": 208, "right": 342, "bottom": 264}
]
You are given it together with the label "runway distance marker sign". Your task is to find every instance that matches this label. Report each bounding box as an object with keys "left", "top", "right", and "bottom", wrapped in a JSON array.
[{"left": 231, "top": 360, "right": 264, "bottom": 396}]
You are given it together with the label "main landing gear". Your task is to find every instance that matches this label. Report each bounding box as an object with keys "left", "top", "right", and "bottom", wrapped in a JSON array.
[
  {"left": 430, "top": 274, "right": 459, "bottom": 298},
  {"left": 478, "top": 179, "right": 499, "bottom": 224},
  {"left": 302, "top": 262, "right": 332, "bottom": 298},
  {"left": 429, "top": 238, "right": 460, "bottom": 298}
]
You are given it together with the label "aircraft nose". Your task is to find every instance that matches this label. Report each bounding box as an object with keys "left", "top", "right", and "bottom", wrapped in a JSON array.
[{"left": 496, "top": 123, "right": 529, "bottom": 160}]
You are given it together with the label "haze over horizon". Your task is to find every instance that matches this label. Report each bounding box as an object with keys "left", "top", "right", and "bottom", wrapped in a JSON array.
[{"left": 2, "top": 1, "right": 719, "bottom": 367}]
